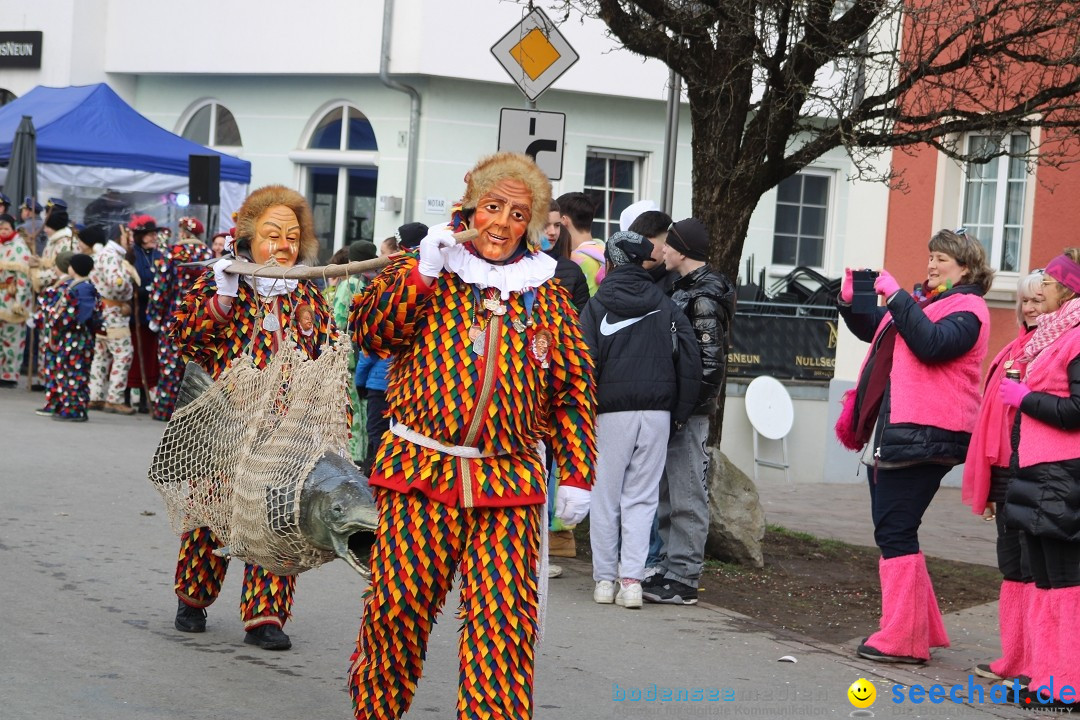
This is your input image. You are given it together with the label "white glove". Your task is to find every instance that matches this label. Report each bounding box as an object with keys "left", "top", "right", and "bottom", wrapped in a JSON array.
[
  {"left": 26, "top": 316, "right": 35, "bottom": 329},
  {"left": 148, "top": 319, "right": 161, "bottom": 333},
  {"left": 555, "top": 485, "right": 591, "bottom": 527},
  {"left": 213, "top": 258, "right": 239, "bottom": 297},
  {"left": 416, "top": 226, "right": 457, "bottom": 278}
]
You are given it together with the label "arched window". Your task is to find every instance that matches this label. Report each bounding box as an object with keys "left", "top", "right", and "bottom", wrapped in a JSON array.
[
  {"left": 180, "top": 101, "right": 242, "bottom": 149},
  {"left": 292, "top": 103, "right": 379, "bottom": 262}
]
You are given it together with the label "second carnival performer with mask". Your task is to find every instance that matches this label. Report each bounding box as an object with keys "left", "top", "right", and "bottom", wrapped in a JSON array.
[
  {"left": 348, "top": 152, "right": 597, "bottom": 719},
  {"left": 169, "top": 185, "right": 334, "bottom": 650}
]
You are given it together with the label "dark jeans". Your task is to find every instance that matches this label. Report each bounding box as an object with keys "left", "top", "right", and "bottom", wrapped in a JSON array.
[
  {"left": 867, "top": 464, "right": 948, "bottom": 559},
  {"left": 364, "top": 389, "right": 390, "bottom": 470},
  {"left": 1024, "top": 533, "right": 1080, "bottom": 589}
]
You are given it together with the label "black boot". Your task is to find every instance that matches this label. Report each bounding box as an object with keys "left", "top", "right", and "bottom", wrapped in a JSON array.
[
  {"left": 244, "top": 623, "right": 292, "bottom": 650},
  {"left": 175, "top": 599, "right": 207, "bottom": 633}
]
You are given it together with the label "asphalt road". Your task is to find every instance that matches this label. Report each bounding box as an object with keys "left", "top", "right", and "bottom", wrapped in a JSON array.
[{"left": 0, "top": 388, "right": 1043, "bottom": 719}]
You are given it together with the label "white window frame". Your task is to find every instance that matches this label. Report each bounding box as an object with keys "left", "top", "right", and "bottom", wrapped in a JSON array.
[
  {"left": 175, "top": 99, "right": 242, "bottom": 153},
  {"left": 290, "top": 100, "right": 380, "bottom": 253},
  {"left": 584, "top": 149, "right": 644, "bottom": 239},
  {"left": 769, "top": 168, "right": 835, "bottom": 274},
  {"left": 959, "top": 133, "right": 1030, "bottom": 275}
]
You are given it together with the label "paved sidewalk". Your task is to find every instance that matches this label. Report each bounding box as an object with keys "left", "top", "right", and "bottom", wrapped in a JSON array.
[
  {"left": 747, "top": 476, "right": 1052, "bottom": 718},
  {"left": 754, "top": 475, "right": 1000, "bottom": 567}
]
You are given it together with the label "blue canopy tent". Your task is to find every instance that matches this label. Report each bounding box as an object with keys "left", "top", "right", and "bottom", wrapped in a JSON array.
[{"left": 0, "top": 83, "right": 250, "bottom": 231}]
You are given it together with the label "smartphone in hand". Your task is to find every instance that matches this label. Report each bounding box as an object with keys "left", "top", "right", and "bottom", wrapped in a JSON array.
[{"left": 851, "top": 269, "right": 880, "bottom": 314}]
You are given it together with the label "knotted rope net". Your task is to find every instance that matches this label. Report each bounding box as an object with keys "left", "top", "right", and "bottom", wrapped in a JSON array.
[{"left": 148, "top": 337, "right": 352, "bottom": 575}]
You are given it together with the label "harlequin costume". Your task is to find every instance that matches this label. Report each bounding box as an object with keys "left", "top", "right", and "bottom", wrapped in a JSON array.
[
  {"left": 169, "top": 184, "right": 334, "bottom": 650},
  {"left": 44, "top": 256, "right": 102, "bottom": 421},
  {"left": 0, "top": 221, "right": 34, "bottom": 384},
  {"left": 147, "top": 218, "right": 214, "bottom": 421},
  {"left": 30, "top": 214, "right": 80, "bottom": 381},
  {"left": 348, "top": 153, "right": 596, "bottom": 720}
]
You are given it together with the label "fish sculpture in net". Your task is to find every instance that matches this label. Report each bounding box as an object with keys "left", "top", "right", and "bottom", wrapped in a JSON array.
[{"left": 148, "top": 338, "right": 378, "bottom": 577}]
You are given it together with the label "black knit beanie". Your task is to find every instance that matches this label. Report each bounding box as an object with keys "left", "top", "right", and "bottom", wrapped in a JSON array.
[
  {"left": 348, "top": 240, "right": 378, "bottom": 262},
  {"left": 667, "top": 218, "right": 710, "bottom": 262},
  {"left": 69, "top": 253, "right": 95, "bottom": 277}
]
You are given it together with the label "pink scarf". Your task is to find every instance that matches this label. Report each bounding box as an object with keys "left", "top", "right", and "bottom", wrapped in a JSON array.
[
  {"left": 961, "top": 326, "right": 1034, "bottom": 514},
  {"left": 1021, "top": 297, "right": 1080, "bottom": 371}
]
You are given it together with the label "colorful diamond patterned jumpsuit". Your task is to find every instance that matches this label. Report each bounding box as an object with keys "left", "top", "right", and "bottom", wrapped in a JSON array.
[
  {"left": 146, "top": 238, "right": 214, "bottom": 421},
  {"left": 171, "top": 273, "right": 334, "bottom": 631},
  {"left": 347, "top": 251, "right": 596, "bottom": 719}
]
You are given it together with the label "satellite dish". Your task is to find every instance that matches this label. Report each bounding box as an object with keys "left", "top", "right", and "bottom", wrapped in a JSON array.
[{"left": 745, "top": 376, "right": 794, "bottom": 440}]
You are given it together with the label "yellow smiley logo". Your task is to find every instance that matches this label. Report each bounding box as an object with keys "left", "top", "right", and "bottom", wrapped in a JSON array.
[{"left": 848, "top": 678, "right": 876, "bottom": 708}]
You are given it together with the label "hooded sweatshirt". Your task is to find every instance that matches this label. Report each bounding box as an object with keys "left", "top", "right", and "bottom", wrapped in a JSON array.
[{"left": 580, "top": 264, "right": 701, "bottom": 423}]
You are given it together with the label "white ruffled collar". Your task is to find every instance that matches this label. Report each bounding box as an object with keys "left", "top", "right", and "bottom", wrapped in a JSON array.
[
  {"left": 442, "top": 244, "right": 556, "bottom": 300},
  {"left": 242, "top": 265, "right": 303, "bottom": 297}
]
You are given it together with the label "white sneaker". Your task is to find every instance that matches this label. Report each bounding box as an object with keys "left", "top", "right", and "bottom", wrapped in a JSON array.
[
  {"left": 593, "top": 580, "right": 616, "bottom": 604},
  {"left": 547, "top": 564, "right": 563, "bottom": 579},
  {"left": 616, "top": 582, "right": 643, "bottom": 609}
]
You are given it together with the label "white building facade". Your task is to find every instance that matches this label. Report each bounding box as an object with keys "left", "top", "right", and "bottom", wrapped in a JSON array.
[{"left": 0, "top": 0, "right": 891, "bottom": 483}]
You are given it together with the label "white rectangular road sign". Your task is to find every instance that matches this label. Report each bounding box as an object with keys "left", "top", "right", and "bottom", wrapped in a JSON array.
[
  {"left": 498, "top": 108, "right": 566, "bottom": 181},
  {"left": 490, "top": 8, "right": 579, "bottom": 102}
]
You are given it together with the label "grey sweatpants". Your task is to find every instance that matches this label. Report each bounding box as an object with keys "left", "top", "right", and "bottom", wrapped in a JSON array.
[
  {"left": 590, "top": 410, "right": 670, "bottom": 582},
  {"left": 655, "top": 415, "right": 711, "bottom": 588}
]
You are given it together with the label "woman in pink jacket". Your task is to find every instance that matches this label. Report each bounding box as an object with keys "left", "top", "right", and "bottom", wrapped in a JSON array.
[
  {"left": 837, "top": 229, "right": 993, "bottom": 664},
  {"left": 999, "top": 248, "right": 1080, "bottom": 710},
  {"left": 962, "top": 270, "right": 1044, "bottom": 685}
]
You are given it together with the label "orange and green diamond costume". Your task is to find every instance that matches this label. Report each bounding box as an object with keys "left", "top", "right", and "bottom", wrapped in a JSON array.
[{"left": 348, "top": 249, "right": 596, "bottom": 719}]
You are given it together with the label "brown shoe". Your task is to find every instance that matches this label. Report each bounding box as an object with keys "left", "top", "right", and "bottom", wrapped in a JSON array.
[
  {"left": 88, "top": 400, "right": 105, "bottom": 411},
  {"left": 549, "top": 530, "right": 577, "bottom": 558},
  {"left": 103, "top": 402, "right": 136, "bottom": 415}
]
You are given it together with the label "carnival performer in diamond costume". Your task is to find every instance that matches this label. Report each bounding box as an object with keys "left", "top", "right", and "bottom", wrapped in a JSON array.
[
  {"left": 146, "top": 215, "right": 214, "bottom": 421},
  {"left": 348, "top": 152, "right": 597, "bottom": 719},
  {"left": 169, "top": 185, "right": 334, "bottom": 651}
]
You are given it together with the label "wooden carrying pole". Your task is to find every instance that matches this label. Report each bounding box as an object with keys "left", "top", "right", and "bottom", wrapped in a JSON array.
[{"left": 184, "top": 229, "right": 478, "bottom": 279}]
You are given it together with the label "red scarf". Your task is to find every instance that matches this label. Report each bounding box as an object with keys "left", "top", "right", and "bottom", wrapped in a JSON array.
[
  {"left": 0, "top": 229, "right": 16, "bottom": 244},
  {"left": 961, "top": 325, "right": 1034, "bottom": 514}
]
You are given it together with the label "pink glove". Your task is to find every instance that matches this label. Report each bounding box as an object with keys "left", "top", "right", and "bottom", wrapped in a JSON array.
[
  {"left": 874, "top": 270, "right": 901, "bottom": 298},
  {"left": 840, "top": 268, "right": 854, "bottom": 303},
  {"left": 999, "top": 379, "right": 1032, "bottom": 408}
]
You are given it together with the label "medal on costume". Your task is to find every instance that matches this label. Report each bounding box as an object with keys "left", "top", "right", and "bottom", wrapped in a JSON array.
[
  {"left": 529, "top": 328, "right": 553, "bottom": 368},
  {"left": 262, "top": 313, "right": 280, "bottom": 332},
  {"left": 483, "top": 297, "right": 507, "bottom": 315},
  {"left": 470, "top": 325, "right": 486, "bottom": 356}
]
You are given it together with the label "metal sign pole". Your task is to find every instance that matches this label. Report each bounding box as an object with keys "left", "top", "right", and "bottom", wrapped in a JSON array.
[{"left": 661, "top": 69, "right": 682, "bottom": 216}]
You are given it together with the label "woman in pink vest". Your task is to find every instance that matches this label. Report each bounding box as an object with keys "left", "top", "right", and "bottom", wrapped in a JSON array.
[
  {"left": 962, "top": 270, "right": 1045, "bottom": 685},
  {"left": 836, "top": 229, "right": 993, "bottom": 664},
  {"left": 999, "top": 248, "right": 1080, "bottom": 709}
]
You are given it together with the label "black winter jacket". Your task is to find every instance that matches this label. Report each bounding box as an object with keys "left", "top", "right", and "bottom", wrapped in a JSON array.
[
  {"left": 838, "top": 284, "right": 986, "bottom": 465},
  {"left": 550, "top": 253, "right": 590, "bottom": 313},
  {"left": 669, "top": 265, "right": 736, "bottom": 416},
  {"left": 580, "top": 264, "right": 702, "bottom": 423},
  {"left": 1005, "top": 352, "right": 1080, "bottom": 541}
]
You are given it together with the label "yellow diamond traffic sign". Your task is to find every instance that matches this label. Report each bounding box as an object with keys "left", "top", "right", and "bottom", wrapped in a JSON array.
[
  {"left": 491, "top": 8, "right": 579, "bottom": 101},
  {"left": 510, "top": 28, "right": 561, "bottom": 81}
]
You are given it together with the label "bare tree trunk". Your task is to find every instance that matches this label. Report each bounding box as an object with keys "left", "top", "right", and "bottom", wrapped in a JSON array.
[{"left": 687, "top": 84, "right": 760, "bottom": 448}]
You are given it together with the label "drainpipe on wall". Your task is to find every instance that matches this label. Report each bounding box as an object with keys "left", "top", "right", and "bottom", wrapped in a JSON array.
[{"left": 380, "top": 0, "right": 420, "bottom": 223}]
